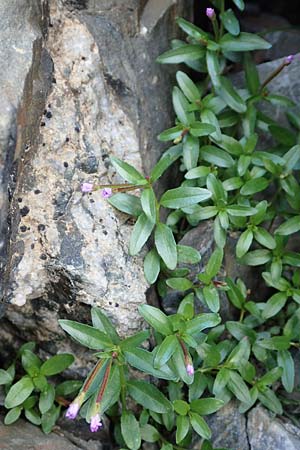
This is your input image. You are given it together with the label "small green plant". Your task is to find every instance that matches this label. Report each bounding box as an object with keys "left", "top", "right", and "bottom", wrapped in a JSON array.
[{"left": 0, "top": 342, "right": 81, "bottom": 433}]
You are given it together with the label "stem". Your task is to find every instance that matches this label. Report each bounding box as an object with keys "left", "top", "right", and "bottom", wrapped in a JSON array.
[
  {"left": 260, "top": 60, "right": 292, "bottom": 92},
  {"left": 96, "top": 359, "right": 112, "bottom": 403},
  {"left": 118, "top": 363, "right": 127, "bottom": 410},
  {"left": 219, "top": 0, "right": 225, "bottom": 38},
  {"left": 239, "top": 309, "right": 245, "bottom": 322}
]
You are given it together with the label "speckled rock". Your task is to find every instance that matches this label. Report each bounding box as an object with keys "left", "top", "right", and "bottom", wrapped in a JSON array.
[
  {"left": 0, "top": 0, "right": 192, "bottom": 364},
  {"left": 248, "top": 405, "right": 300, "bottom": 450},
  {"left": 205, "top": 401, "right": 249, "bottom": 450},
  {"left": 0, "top": 416, "right": 103, "bottom": 450}
]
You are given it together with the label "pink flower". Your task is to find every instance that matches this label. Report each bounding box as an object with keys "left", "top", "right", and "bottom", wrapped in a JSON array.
[
  {"left": 186, "top": 363, "right": 194, "bottom": 376},
  {"left": 65, "top": 402, "right": 80, "bottom": 420},
  {"left": 206, "top": 8, "right": 215, "bottom": 19},
  {"left": 90, "top": 413, "right": 103, "bottom": 432},
  {"left": 81, "top": 182, "right": 93, "bottom": 193},
  {"left": 101, "top": 188, "right": 112, "bottom": 199},
  {"left": 285, "top": 55, "right": 295, "bottom": 64}
]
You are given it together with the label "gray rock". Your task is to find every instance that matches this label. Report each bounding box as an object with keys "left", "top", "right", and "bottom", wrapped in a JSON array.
[
  {"left": 248, "top": 405, "right": 300, "bottom": 450},
  {"left": 0, "top": 416, "right": 101, "bottom": 450},
  {"left": 206, "top": 401, "right": 249, "bottom": 450},
  {"left": 0, "top": 0, "right": 192, "bottom": 364}
]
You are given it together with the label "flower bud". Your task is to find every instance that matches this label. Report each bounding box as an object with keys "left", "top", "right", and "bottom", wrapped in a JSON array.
[
  {"left": 81, "top": 182, "right": 94, "bottom": 193},
  {"left": 206, "top": 8, "right": 215, "bottom": 20}
]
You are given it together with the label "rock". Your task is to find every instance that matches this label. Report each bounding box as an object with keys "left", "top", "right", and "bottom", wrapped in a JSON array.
[
  {"left": 205, "top": 401, "right": 249, "bottom": 450},
  {"left": 0, "top": 0, "right": 192, "bottom": 366},
  {"left": 248, "top": 405, "right": 300, "bottom": 450},
  {"left": 0, "top": 416, "right": 102, "bottom": 450},
  {"left": 0, "top": 0, "right": 50, "bottom": 296}
]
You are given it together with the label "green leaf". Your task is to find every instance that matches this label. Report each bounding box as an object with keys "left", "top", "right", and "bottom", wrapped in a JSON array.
[
  {"left": 161, "top": 187, "right": 211, "bottom": 209},
  {"left": 124, "top": 348, "right": 176, "bottom": 381},
  {"left": 0, "top": 369, "right": 13, "bottom": 385},
  {"left": 140, "top": 424, "right": 160, "bottom": 443},
  {"left": 4, "top": 406, "right": 22, "bottom": 425},
  {"left": 128, "top": 380, "right": 172, "bottom": 413},
  {"left": 259, "top": 336, "right": 290, "bottom": 351},
  {"left": 275, "top": 216, "right": 300, "bottom": 236},
  {"left": 158, "top": 125, "right": 184, "bottom": 142},
  {"left": 257, "top": 389, "right": 282, "bottom": 415},
  {"left": 190, "top": 398, "right": 224, "bottom": 415},
  {"left": 144, "top": 249, "right": 160, "bottom": 284},
  {"left": 139, "top": 304, "right": 172, "bottom": 335},
  {"left": 227, "top": 371, "right": 251, "bottom": 404},
  {"left": 108, "top": 193, "right": 142, "bottom": 216},
  {"left": 120, "top": 330, "right": 150, "bottom": 350},
  {"left": 269, "top": 125, "right": 296, "bottom": 147},
  {"left": 177, "top": 245, "right": 201, "bottom": 264},
  {"left": 155, "top": 223, "right": 177, "bottom": 270},
  {"left": 110, "top": 156, "right": 146, "bottom": 184},
  {"left": 201, "top": 109, "right": 222, "bottom": 142},
  {"left": 39, "top": 384, "right": 55, "bottom": 414},
  {"left": 5, "top": 376, "right": 35, "bottom": 408},
  {"left": 207, "top": 173, "right": 227, "bottom": 202},
  {"left": 220, "top": 32, "right": 271, "bottom": 52},
  {"left": 220, "top": 9, "right": 240, "bottom": 36},
  {"left": 206, "top": 247, "right": 224, "bottom": 279},
  {"left": 189, "top": 412, "right": 211, "bottom": 440},
  {"left": 283, "top": 144, "right": 300, "bottom": 171},
  {"left": 100, "top": 364, "right": 121, "bottom": 413},
  {"left": 157, "top": 45, "right": 205, "bottom": 64},
  {"left": 55, "top": 380, "right": 82, "bottom": 397},
  {"left": 121, "top": 411, "right": 141, "bottom": 450},
  {"left": 173, "top": 399, "right": 190, "bottom": 416},
  {"left": 150, "top": 152, "right": 181, "bottom": 182},
  {"left": 173, "top": 87, "right": 194, "bottom": 126},
  {"left": 58, "top": 320, "right": 113, "bottom": 350},
  {"left": 183, "top": 135, "right": 199, "bottom": 170},
  {"left": 232, "top": 0, "right": 245, "bottom": 10},
  {"left": 240, "top": 249, "right": 271, "bottom": 266},
  {"left": 186, "top": 313, "right": 221, "bottom": 336},
  {"left": 206, "top": 51, "right": 221, "bottom": 88},
  {"left": 41, "top": 404, "right": 60, "bottom": 434},
  {"left": 254, "top": 227, "right": 276, "bottom": 249},
  {"left": 176, "top": 71, "right": 200, "bottom": 102},
  {"left": 25, "top": 408, "right": 42, "bottom": 426},
  {"left": 262, "top": 292, "right": 288, "bottom": 319},
  {"left": 227, "top": 205, "right": 257, "bottom": 216},
  {"left": 240, "top": 177, "right": 269, "bottom": 195},
  {"left": 203, "top": 285, "right": 220, "bottom": 313},
  {"left": 166, "top": 277, "right": 193, "bottom": 291},
  {"left": 154, "top": 335, "right": 178, "bottom": 368},
  {"left": 129, "top": 213, "right": 155, "bottom": 255},
  {"left": 217, "top": 76, "right": 246, "bottom": 113},
  {"left": 200, "top": 145, "right": 234, "bottom": 168},
  {"left": 176, "top": 415, "right": 190, "bottom": 444},
  {"left": 226, "top": 322, "right": 256, "bottom": 342},
  {"left": 236, "top": 229, "right": 253, "bottom": 258},
  {"left": 91, "top": 307, "right": 120, "bottom": 344},
  {"left": 40, "top": 354, "right": 74, "bottom": 376},
  {"left": 189, "top": 122, "right": 215, "bottom": 137},
  {"left": 277, "top": 350, "right": 294, "bottom": 393},
  {"left": 176, "top": 17, "right": 209, "bottom": 40},
  {"left": 141, "top": 188, "right": 157, "bottom": 222},
  {"left": 213, "top": 368, "right": 231, "bottom": 396}
]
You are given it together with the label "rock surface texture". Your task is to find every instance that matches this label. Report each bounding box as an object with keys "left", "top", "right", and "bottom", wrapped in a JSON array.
[{"left": 0, "top": 0, "right": 192, "bottom": 362}]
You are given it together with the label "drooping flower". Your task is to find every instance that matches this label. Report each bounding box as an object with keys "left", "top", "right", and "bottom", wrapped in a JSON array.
[
  {"left": 206, "top": 7, "right": 215, "bottom": 19},
  {"left": 90, "top": 413, "right": 103, "bottom": 432},
  {"left": 65, "top": 392, "right": 85, "bottom": 420},
  {"left": 101, "top": 188, "right": 112, "bottom": 198},
  {"left": 285, "top": 54, "right": 295, "bottom": 65},
  {"left": 81, "top": 182, "right": 94, "bottom": 193},
  {"left": 186, "top": 363, "right": 195, "bottom": 376}
]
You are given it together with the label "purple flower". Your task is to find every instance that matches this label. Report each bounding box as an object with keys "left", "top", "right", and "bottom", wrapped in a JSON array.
[
  {"left": 206, "top": 7, "right": 215, "bottom": 19},
  {"left": 90, "top": 413, "right": 103, "bottom": 432},
  {"left": 81, "top": 182, "right": 93, "bottom": 193},
  {"left": 65, "top": 402, "right": 80, "bottom": 420},
  {"left": 101, "top": 188, "right": 112, "bottom": 199},
  {"left": 285, "top": 54, "right": 295, "bottom": 64},
  {"left": 186, "top": 363, "right": 194, "bottom": 376}
]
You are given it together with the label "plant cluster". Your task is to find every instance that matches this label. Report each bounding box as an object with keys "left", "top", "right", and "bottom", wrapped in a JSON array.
[
  {"left": 2, "top": 0, "right": 300, "bottom": 448},
  {"left": 0, "top": 342, "right": 81, "bottom": 433}
]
